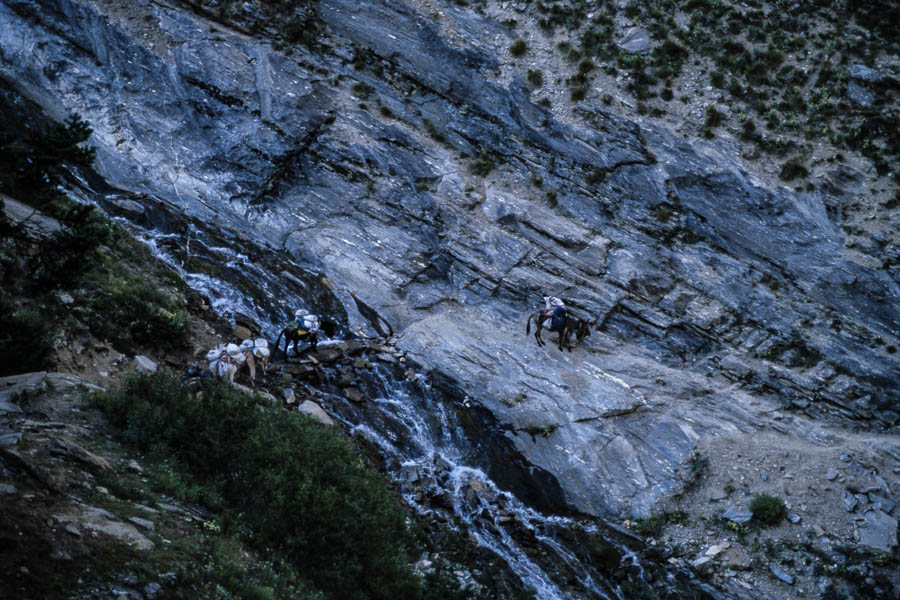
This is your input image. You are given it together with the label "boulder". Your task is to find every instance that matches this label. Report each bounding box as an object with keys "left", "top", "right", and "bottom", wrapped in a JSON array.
[
  {"left": 849, "top": 64, "right": 884, "bottom": 83},
  {"left": 283, "top": 388, "right": 296, "bottom": 404},
  {"left": 846, "top": 81, "right": 874, "bottom": 108},
  {"left": 721, "top": 545, "right": 752, "bottom": 569},
  {"left": 297, "top": 400, "right": 334, "bottom": 426},
  {"left": 867, "top": 494, "right": 896, "bottom": 514},
  {"left": 233, "top": 324, "right": 253, "bottom": 340},
  {"left": 691, "top": 556, "right": 713, "bottom": 574},
  {"left": 143, "top": 583, "right": 164, "bottom": 600},
  {"left": 769, "top": 564, "right": 793, "bottom": 584},
  {"left": 133, "top": 356, "right": 157, "bottom": 374},
  {"left": 843, "top": 489, "right": 858, "bottom": 512},
  {"left": 857, "top": 509, "right": 898, "bottom": 553},
  {"left": 344, "top": 388, "right": 365, "bottom": 403},
  {"left": 722, "top": 506, "right": 753, "bottom": 524},
  {"left": 617, "top": 27, "right": 650, "bottom": 53}
]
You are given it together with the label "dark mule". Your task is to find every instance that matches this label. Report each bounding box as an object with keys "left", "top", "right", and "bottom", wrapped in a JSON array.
[
  {"left": 526, "top": 310, "right": 593, "bottom": 352},
  {"left": 274, "top": 319, "right": 336, "bottom": 359}
]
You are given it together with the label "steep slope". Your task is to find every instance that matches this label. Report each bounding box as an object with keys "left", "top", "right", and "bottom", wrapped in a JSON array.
[{"left": 1, "top": 0, "right": 897, "bottom": 525}]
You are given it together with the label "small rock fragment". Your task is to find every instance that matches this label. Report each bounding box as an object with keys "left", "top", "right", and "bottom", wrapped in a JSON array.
[
  {"left": 769, "top": 565, "right": 793, "bottom": 584},
  {"left": 128, "top": 517, "right": 154, "bottom": 531},
  {"left": 722, "top": 506, "right": 753, "bottom": 524},
  {"left": 134, "top": 355, "right": 157, "bottom": 373}
]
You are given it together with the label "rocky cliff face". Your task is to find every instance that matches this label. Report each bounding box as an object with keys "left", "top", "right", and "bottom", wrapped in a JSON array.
[{"left": 2, "top": 0, "right": 897, "bottom": 519}]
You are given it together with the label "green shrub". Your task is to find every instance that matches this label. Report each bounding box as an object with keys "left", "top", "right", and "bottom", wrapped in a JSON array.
[
  {"left": 81, "top": 275, "right": 187, "bottom": 350},
  {"left": 0, "top": 113, "right": 111, "bottom": 287},
  {"left": 577, "top": 57, "right": 595, "bottom": 76},
  {"left": 468, "top": 150, "right": 495, "bottom": 177},
  {"left": 570, "top": 83, "right": 588, "bottom": 102},
  {"left": 509, "top": 38, "right": 528, "bottom": 57},
  {"left": 0, "top": 304, "right": 53, "bottom": 376},
  {"left": 585, "top": 168, "right": 607, "bottom": 186},
  {"left": 96, "top": 372, "right": 424, "bottom": 600},
  {"left": 631, "top": 511, "right": 688, "bottom": 537},
  {"left": 526, "top": 69, "right": 543, "bottom": 87},
  {"left": 749, "top": 493, "right": 787, "bottom": 525},
  {"left": 779, "top": 157, "right": 809, "bottom": 181},
  {"left": 351, "top": 81, "right": 375, "bottom": 100},
  {"left": 422, "top": 118, "right": 446, "bottom": 144}
]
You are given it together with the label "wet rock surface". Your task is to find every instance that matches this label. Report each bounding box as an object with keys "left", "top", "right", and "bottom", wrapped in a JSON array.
[{"left": 1, "top": 0, "right": 897, "bottom": 525}]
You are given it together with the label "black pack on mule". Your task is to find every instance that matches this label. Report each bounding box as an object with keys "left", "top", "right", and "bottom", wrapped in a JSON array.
[{"left": 550, "top": 306, "right": 566, "bottom": 332}]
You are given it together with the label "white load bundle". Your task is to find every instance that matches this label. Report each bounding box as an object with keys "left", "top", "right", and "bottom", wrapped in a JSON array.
[
  {"left": 226, "top": 343, "right": 246, "bottom": 365},
  {"left": 252, "top": 338, "right": 270, "bottom": 359},
  {"left": 205, "top": 344, "right": 226, "bottom": 363},
  {"left": 302, "top": 314, "right": 320, "bottom": 333},
  {"left": 239, "top": 338, "right": 270, "bottom": 360},
  {"left": 295, "top": 309, "right": 320, "bottom": 334}
]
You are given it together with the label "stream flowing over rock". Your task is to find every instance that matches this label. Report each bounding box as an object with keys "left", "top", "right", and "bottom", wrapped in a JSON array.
[{"left": 2, "top": 0, "right": 898, "bottom": 529}]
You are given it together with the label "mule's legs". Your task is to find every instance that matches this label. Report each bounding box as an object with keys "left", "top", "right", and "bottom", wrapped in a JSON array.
[{"left": 246, "top": 353, "right": 257, "bottom": 386}]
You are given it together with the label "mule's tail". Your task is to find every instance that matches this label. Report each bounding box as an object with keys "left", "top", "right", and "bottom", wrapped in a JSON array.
[{"left": 526, "top": 313, "right": 534, "bottom": 335}]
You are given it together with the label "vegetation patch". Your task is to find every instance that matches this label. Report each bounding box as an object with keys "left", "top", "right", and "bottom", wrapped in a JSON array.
[
  {"left": 779, "top": 157, "right": 810, "bottom": 181},
  {"left": 94, "top": 371, "right": 465, "bottom": 600},
  {"left": 510, "top": 38, "right": 528, "bottom": 57},
  {"left": 631, "top": 511, "right": 689, "bottom": 538},
  {"left": 749, "top": 493, "right": 787, "bottom": 525},
  {"left": 0, "top": 303, "right": 53, "bottom": 376},
  {"left": 468, "top": 150, "right": 496, "bottom": 177}
]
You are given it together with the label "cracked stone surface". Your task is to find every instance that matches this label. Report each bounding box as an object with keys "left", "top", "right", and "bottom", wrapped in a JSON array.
[{"left": 1, "top": 0, "right": 897, "bottom": 518}]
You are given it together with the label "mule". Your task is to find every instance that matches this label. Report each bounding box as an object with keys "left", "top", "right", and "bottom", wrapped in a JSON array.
[
  {"left": 526, "top": 310, "right": 593, "bottom": 352},
  {"left": 239, "top": 338, "right": 270, "bottom": 385},
  {"left": 274, "top": 318, "right": 336, "bottom": 359}
]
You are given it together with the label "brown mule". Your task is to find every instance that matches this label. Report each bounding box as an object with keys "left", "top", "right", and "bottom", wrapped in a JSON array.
[{"left": 526, "top": 310, "right": 593, "bottom": 352}]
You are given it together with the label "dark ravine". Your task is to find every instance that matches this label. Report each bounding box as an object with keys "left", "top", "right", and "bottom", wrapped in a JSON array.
[{"left": 1, "top": 1, "right": 898, "bottom": 596}]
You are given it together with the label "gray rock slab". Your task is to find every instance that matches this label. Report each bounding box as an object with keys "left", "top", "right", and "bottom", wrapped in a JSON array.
[
  {"left": 846, "top": 81, "right": 874, "bottom": 107},
  {"left": 722, "top": 506, "right": 753, "bottom": 524},
  {"left": 0, "top": 433, "right": 21, "bottom": 448},
  {"left": 1, "top": 196, "right": 61, "bottom": 239},
  {"left": 128, "top": 516, "right": 155, "bottom": 531},
  {"left": 0, "top": 372, "right": 48, "bottom": 405},
  {"left": 868, "top": 494, "right": 896, "bottom": 514},
  {"left": 617, "top": 27, "right": 650, "bottom": 53},
  {"left": 857, "top": 510, "right": 898, "bottom": 553},
  {"left": 0, "top": 401, "right": 22, "bottom": 415},
  {"left": 849, "top": 64, "right": 884, "bottom": 83},
  {"left": 769, "top": 564, "right": 793, "bottom": 584},
  {"left": 843, "top": 489, "right": 859, "bottom": 512},
  {"left": 56, "top": 506, "right": 153, "bottom": 550},
  {"left": 4, "top": 0, "right": 899, "bottom": 525}
]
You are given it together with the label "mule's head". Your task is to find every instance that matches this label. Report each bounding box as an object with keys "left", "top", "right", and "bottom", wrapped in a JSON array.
[{"left": 576, "top": 319, "right": 591, "bottom": 341}]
